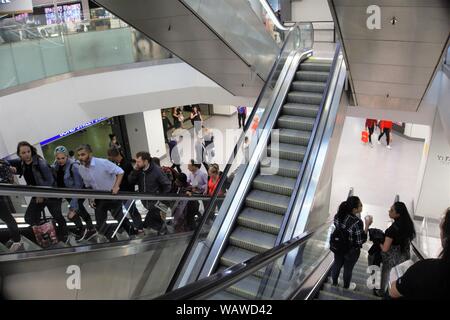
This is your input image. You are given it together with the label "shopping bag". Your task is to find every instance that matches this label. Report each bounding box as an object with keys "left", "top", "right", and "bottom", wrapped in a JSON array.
[
  {"left": 32, "top": 209, "right": 58, "bottom": 248},
  {"left": 361, "top": 130, "right": 369, "bottom": 143}
]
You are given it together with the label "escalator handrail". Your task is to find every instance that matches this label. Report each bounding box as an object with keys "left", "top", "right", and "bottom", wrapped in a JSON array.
[
  {"left": 0, "top": 183, "right": 221, "bottom": 201},
  {"left": 165, "top": 22, "right": 312, "bottom": 292},
  {"left": 157, "top": 219, "right": 333, "bottom": 300}
]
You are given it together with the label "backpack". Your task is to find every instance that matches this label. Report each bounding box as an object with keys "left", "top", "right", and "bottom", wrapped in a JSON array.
[
  {"left": 330, "top": 223, "right": 352, "bottom": 255},
  {"left": 0, "top": 159, "right": 13, "bottom": 183}
]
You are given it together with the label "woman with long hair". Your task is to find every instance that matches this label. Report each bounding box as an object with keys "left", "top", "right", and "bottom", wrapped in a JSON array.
[
  {"left": 330, "top": 196, "right": 372, "bottom": 290},
  {"left": 377, "top": 201, "right": 416, "bottom": 295},
  {"left": 389, "top": 208, "right": 450, "bottom": 299}
]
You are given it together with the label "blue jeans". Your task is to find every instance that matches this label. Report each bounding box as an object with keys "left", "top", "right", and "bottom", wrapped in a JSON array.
[{"left": 331, "top": 248, "right": 361, "bottom": 288}]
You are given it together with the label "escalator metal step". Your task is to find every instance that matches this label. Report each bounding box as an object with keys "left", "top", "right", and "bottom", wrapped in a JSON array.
[
  {"left": 252, "top": 174, "right": 296, "bottom": 196},
  {"left": 261, "top": 158, "right": 301, "bottom": 178},
  {"left": 277, "top": 115, "right": 315, "bottom": 131},
  {"left": 229, "top": 226, "right": 277, "bottom": 254},
  {"left": 268, "top": 143, "right": 307, "bottom": 162},
  {"left": 208, "top": 291, "right": 245, "bottom": 300},
  {"left": 273, "top": 128, "right": 311, "bottom": 146},
  {"left": 245, "top": 190, "right": 291, "bottom": 214},
  {"left": 226, "top": 275, "right": 261, "bottom": 299},
  {"left": 21, "top": 236, "right": 42, "bottom": 251},
  {"left": 299, "top": 62, "right": 332, "bottom": 72},
  {"left": 291, "top": 81, "right": 326, "bottom": 93},
  {"left": 318, "top": 290, "right": 352, "bottom": 300},
  {"left": 321, "top": 283, "right": 380, "bottom": 300},
  {"left": 295, "top": 71, "right": 329, "bottom": 82},
  {"left": 282, "top": 103, "right": 320, "bottom": 118},
  {"left": 287, "top": 91, "right": 323, "bottom": 105},
  {"left": 238, "top": 207, "right": 284, "bottom": 234},
  {"left": 220, "top": 246, "right": 257, "bottom": 267}
]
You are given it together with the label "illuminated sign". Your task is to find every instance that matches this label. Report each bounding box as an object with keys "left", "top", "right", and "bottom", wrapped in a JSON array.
[
  {"left": 40, "top": 117, "right": 108, "bottom": 146},
  {"left": 0, "top": 0, "right": 33, "bottom": 14}
]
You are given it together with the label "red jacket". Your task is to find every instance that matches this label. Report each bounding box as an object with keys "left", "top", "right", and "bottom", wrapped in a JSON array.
[
  {"left": 365, "top": 119, "right": 377, "bottom": 128},
  {"left": 379, "top": 120, "right": 393, "bottom": 130}
]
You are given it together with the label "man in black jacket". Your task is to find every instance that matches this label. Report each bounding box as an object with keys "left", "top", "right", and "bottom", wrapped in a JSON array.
[{"left": 128, "top": 151, "right": 172, "bottom": 234}]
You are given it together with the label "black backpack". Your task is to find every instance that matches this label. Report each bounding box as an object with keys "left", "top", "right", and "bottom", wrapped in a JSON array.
[{"left": 330, "top": 223, "right": 352, "bottom": 255}]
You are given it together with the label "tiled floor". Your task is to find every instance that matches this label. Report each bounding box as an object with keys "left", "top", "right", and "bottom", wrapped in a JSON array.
[{"left": 330, "top": 116, "right": 425, "bottom": 229}]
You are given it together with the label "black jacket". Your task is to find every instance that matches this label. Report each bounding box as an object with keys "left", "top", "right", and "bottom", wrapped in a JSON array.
[{"left": 128, "top": 162, "right": 172, "bottom": 195}]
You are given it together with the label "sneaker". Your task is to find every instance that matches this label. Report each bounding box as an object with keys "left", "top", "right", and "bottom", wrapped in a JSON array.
[
  {"left": 84, "top": 229, "right": 98, "bottom": 241},
  {"left": 346, "top": 282, "right": 357, "bottom": 291},
  {"left": 387, "top": 145, "right": 391, "bottom": 149},
  {"left": 158, "top": 224, "right": 168, "bottom": 236},
  {"left": 369, "top": 142, "right": 374, "bottom": 148},
  {"left": 75, "top": 229, "right": 88, "bottom": 242},
  {"left": 377, "top": 140, "right": 381, "bottom": 145},
  {"left": 9, "top": 242, "right": 24, "bottom": 252}
]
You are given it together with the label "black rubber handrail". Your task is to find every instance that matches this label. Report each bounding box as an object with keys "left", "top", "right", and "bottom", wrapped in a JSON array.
[
  {"left": 165, "top": 23, "right": 311, "bottom": 292},
  {"left": 156, "top": 219, "right": 332, "bottom": 300},
  {"left": 0, "top": 183, "right": 220, "bottom": 201}
]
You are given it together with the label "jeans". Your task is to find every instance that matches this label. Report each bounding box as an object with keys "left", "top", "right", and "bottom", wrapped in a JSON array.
[
  {"left": 63, "top": 198, "right": 94, "bottom": 231},
  {"left": 331, "top": 248, "right": 361, "bottom": 288},
  {"left": 25, "top": 197, "right": 68, "bottom": 240},
  {"left": 0, "top": 196, "right": 21, "bottom": 242},
  {"left": 238, "top": 113, "right": 246, "bottom": 128},
  {"left": 94, "top": 199, "right": 134, "bottom": 236}
]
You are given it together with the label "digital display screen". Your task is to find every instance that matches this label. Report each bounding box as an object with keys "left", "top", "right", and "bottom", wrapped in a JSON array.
[{"left": 44, "top": 3, "right": 82, "bottom": 25}]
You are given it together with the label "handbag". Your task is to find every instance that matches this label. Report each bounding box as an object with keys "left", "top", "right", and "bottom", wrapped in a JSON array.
[
  {"left": 32, "top": 209, "right": 59, "bottom": 248},
  {"left": 361, "top": 130, "right": 369, "bottom": 143},
  {"left": 381, "top": 244, "right": 410, "bottom": 270}
]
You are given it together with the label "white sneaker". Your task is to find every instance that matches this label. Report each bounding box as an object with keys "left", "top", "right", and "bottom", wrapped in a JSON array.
[
  {"left": 9, "top": 242, "right": 24, "bottom": 252},
  {"left": 347, "top": 282, "right": 357, "bottom": 291},
  {"left": 387, "top": 145, "right": 391, "bottom": 149},
  {"left": 369, "top": 142, "right": 374, "bottom": 148},
  {"left": 377, "top": 140, "right": 381, "bottom": 145}
]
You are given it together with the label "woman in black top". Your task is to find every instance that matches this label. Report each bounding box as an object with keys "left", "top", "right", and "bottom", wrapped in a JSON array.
[
  {"left": 190, "top": 106, "right": 203, "bottom": 136},
  {"left": 330, "top": 196, "right": 372, "bottom": 290},
  {"left": 389, "top": 208, "right": 450, "bottom": 299},
  {"left": 172, "top": 107, "right": 184, "bottom": 129},
  {"left": 378, "top": 201, "right": 416, "bottom": 295}
]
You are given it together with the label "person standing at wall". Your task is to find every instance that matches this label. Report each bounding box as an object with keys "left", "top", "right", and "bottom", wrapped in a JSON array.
[
  {"left": 172, "top": 107, "right": 184, "bottom": 129},
  {"left": 53, "top": 146, "right": 96, "bottom": 242},
  {"left": 9, "top": 141, "right": 69, "bottom": 243},
  {"left": 237, "top": 106, "right": 247, "bottom": 129},
  {"left": 0, "top": 159, "right": 23, "bottom": 252},
  {"left": 378, "top": 120, "right": 393, "bottom": 149},
  {"left": 161, "top": 110, "right": 173, "bottom": 144},
  {"left": 76, "top": 144, "right": 136, "bottom": 240},
  {"left": 365, "top": 118, "right": 378, "bottom": 147}
]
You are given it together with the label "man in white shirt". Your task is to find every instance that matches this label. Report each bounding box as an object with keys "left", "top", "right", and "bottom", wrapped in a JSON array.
[{"left": 76, "top": 144, "right": 136, "bottom": 239}]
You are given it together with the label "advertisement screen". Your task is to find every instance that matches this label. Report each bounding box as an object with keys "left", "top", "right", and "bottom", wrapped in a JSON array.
[{"left": 44, "top": 3, "right": 82, "bottom": 25}]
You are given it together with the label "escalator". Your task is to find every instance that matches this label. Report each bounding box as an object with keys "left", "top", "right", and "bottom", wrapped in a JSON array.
[{"left": 213, "top": 57, "right": 333, "bottom": 299}]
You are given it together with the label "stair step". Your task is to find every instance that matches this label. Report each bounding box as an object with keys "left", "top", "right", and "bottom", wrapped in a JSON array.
[
  {"left": 318, "top": 290, "right": 352, "bottom": 300},
  {"left": 208, "top": 291, "right": 245, "bottom": 300},
  {"left": 273, "top": 128, "right": 311, "bottom": 146},
  {"left": 238, "top": 207, "right": 284, "bottom": 234},
  {"left": 268, "top": 143, "right": 307, "bottom": 162},
  {"left": 295, "top": 71, "right": 329, "bottom": 82},
  {"left": 299, "top": 62, "right": 332, "bottom": 72},
  {"left": 261, "top": 158, "right": 301, "bottom": 178},
  {"left": 219, "top": 248, "right": 266, "bottom": 278},
  {"left": 226, "top": 275, "right": 261, "bottom": 299},
  {"left": 229, "top": 227, "right": 277, "bottom": 254},
  {"left": 321, "top": 283, "right": 381, "bottom": 300},
  {"left": 245, "top": 190, "right": 290, "bottom": 214},
  {"left": 277, "top": 115, "right": 315, "bottom": 131},
  {"left": 282, "top": 103, "right": 320, "bottom": 118},
  {"left": 287, "top": 91, "right": 323, "bottom": 105},
  {"left": 291, "top": 81, "right": 326, "bottom": 93},
  {"left": 252, "top": 174, "right": 296, "bottom": 196}
]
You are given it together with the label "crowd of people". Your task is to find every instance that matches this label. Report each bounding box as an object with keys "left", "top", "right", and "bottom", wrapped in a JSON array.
[
  {"left": 0, "top": 136, "right": 226, "bottom": 252},
  {"left": 329, "top": 196, "right": 449, "bottom": 299},
  {"left": 364, "top": 119, "right": 393, "bottom": 149}
]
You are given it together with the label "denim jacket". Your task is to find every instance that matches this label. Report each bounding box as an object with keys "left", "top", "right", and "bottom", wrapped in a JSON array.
[
  {"left": 9, "top": 155, "right": 55, "bottom": 187},
  {"left": 52, "top": 159, "right": 84, "bottom": 210}
]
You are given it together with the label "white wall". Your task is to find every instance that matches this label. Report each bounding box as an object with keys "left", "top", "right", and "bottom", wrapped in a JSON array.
[
  {"left": 213, "top": 105, "right": 237, "bottom": 116},
  {"left": 125, "top": 112, "right": 149, "bottom": 158},
  {"left": 404, "top": 124, "right": 430, "bottom": 140},
  {"left": 291, "top": 0, "right": 332, "bottom": 22},
  {"left": 0, "top": 61, "right": 254, "bottom": 158},
  {"left": 415, "top": 109, "right": 450, "bottom": 219},
  {"left": 436, "top": 71, "right": 450, "bottom": 145},
  {"left": 143, "top": 110, "right": 166, "bottom": 159}
]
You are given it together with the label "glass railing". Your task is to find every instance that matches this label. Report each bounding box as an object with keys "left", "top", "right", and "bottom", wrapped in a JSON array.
[
  {"left": 157, "top": 221, "right": 331, "bottom": 300},
  {"left": 0, "top": 184, "right": 218, "bottom": 255},
  {"left": 0, "top": 14, "right": 173, "bottom": 91},
  {"left": 166, "top": 22, "right": 314, "bottom": 291},
  {"left": 183, "top": 0, "right": 282, "bottom": 80}
]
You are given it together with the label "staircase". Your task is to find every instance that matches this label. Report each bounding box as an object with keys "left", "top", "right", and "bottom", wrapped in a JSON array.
[{"left": 210, "top": 57, "right": 333, "bottom": 299}]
